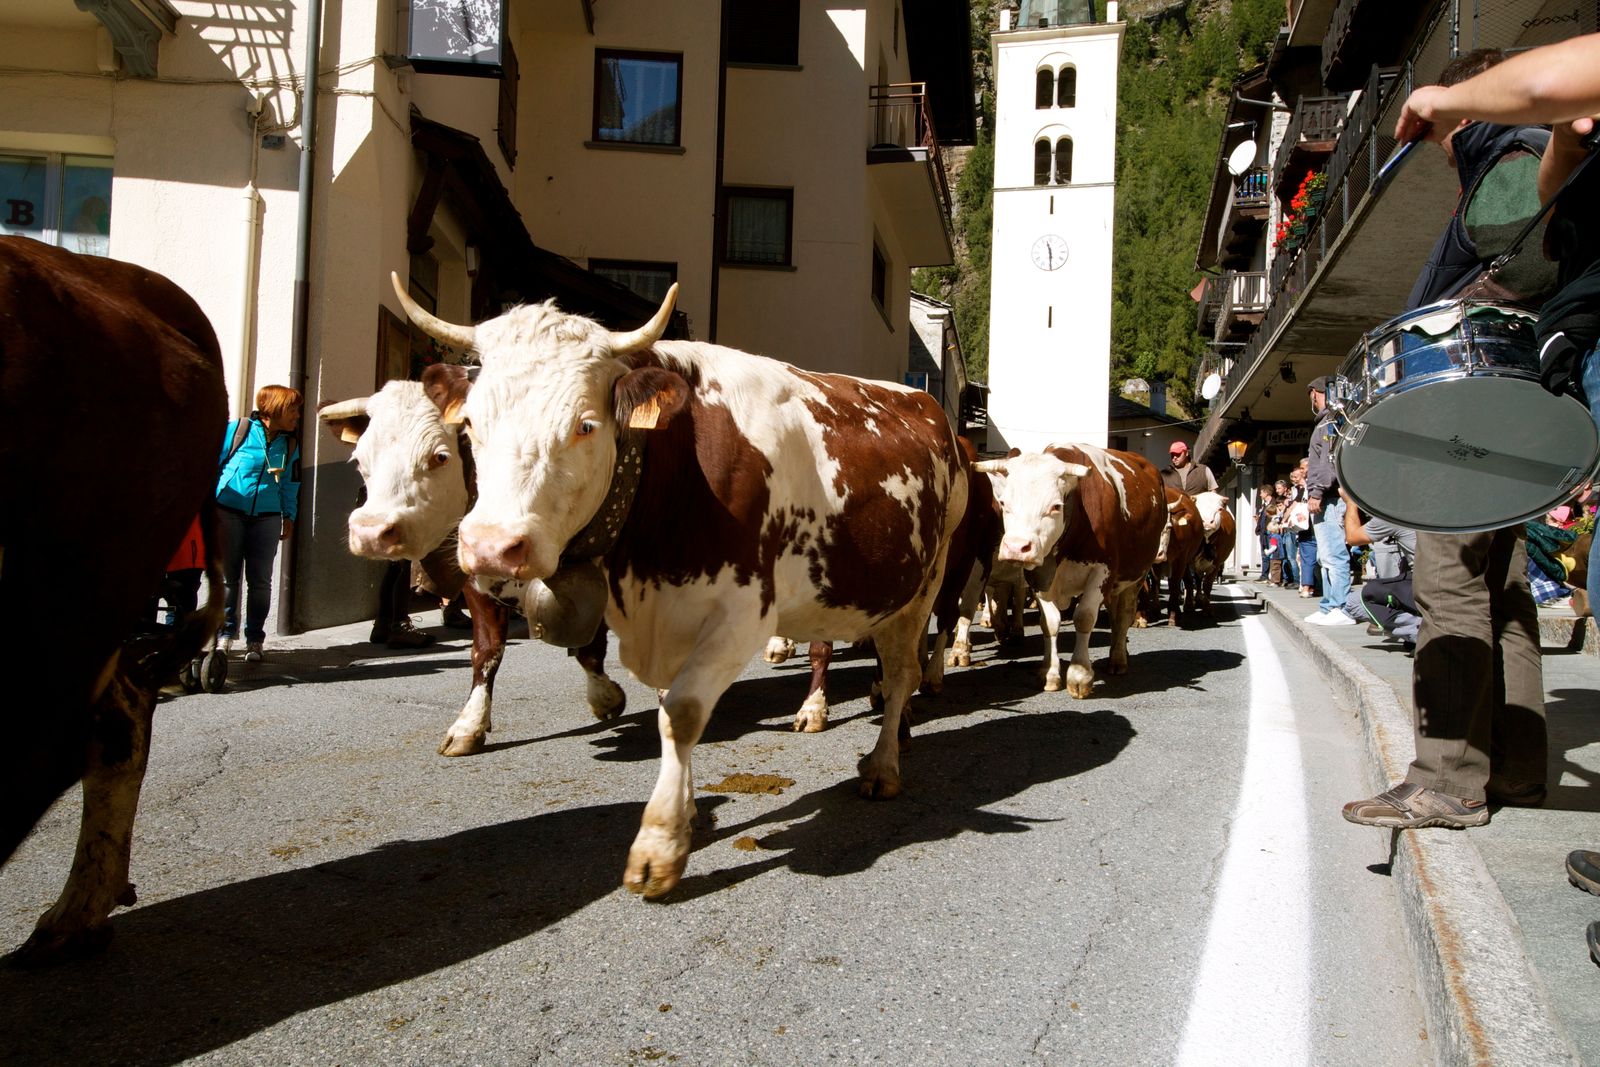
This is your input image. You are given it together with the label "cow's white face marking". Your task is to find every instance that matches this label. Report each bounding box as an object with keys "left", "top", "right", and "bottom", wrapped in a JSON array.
[
  {"left": 459, "top": 307, "right": 622, "bottom": 580},
  {"left": 347, "top": 381, "right": 468, "bottom": 558},
  {"left": 1193, "top": 490, "right": 1228, "bottom": 533},
  {"left": 993, "top": 452, "right": 1077, "bottom": 566}
]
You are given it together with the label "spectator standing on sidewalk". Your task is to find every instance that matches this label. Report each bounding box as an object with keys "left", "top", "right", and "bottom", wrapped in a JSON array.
[
  {"left": 1304, "top": 376, "right": 1353, "bottom": 626},
  {"left": 216, "top": 384, "right": 302, "bottom": 662},
  {"left": 1343, "top": 47, "right": 1554, "bottom": 830}
]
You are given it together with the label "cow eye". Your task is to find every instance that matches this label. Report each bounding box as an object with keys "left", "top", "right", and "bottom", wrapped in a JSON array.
[
  {"left": 428, "top": 449, "right": 450, "bottom": 470},
  {"left": 1048, "top": 503, "right": 1062, "bottom": 515},
  {"left": 576, "top": 418, "right": 599, "bottom": 438}
]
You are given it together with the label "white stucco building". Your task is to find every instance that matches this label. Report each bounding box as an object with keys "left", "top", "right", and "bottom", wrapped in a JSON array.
[
  {"left": 0, "top": 0, "right": 971, "bottom": 631},
  {"left": 985, "top": 0, "right": 1122, "bottom": 453}
]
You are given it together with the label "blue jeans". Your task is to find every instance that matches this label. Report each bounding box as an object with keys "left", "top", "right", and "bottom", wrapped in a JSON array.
[
  {"left": 1582, "top": 350, "right": 1600, "bottom": 613},
  {"left": 1313, "top": 498, "right": 1351, "bottom": 613},
  {"left": 1297, "top": 533, "right": 1318, "bottom": 590},
  {"left": 218, "top": 507, "right": 281, "bottom": 643}
]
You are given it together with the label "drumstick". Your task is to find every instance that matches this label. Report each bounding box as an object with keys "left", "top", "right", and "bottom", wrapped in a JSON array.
[{"left": 1372, "top": 138, "right": 1424, "bottom": 195}]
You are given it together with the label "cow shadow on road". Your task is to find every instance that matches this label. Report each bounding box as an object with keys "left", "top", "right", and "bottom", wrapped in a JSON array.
[
  {"left": 0, "top": 709, "right": 1130, "bottom": 1066},
  {"left": 667, "top": 706, "right": 1135, "bottom": 899}
]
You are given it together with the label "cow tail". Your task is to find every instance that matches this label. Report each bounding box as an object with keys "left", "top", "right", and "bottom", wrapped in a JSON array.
[{"left": 133, "top": 498, "right": 226, "bottom": 687}]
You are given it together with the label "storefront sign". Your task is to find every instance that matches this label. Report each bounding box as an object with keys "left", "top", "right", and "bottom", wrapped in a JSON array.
[
  {"left": 405, "top": 0, "right": 507, "bottom": 78},
  {"left": 1265, "top": 427, "right": 1311, "bottom": 447}
]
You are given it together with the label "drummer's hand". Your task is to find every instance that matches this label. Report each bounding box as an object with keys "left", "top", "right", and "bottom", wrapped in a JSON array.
[
  {"left": 1394, "top": 86, "right": 1449, "bottom": 144},
  {"left": 1338, "top": 488, "right": 1355, "bottom": 505}
]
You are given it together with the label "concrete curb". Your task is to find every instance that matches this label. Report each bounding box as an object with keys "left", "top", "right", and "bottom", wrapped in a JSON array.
[{"left": 1257, "top": 593, "right": 1582, "bottom": 1067}]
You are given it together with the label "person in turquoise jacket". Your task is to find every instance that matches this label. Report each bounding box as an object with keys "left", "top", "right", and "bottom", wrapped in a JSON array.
[{"left": 216, "top": 384, "right": 303, "bottom": 661}]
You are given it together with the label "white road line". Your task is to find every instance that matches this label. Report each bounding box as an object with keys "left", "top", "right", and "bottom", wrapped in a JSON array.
[{"left": 1174, "top": 611, "right": 1312, "bottom": 1066}]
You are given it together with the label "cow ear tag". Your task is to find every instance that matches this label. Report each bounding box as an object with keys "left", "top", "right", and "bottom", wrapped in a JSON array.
[
  {"left": 1176, "top": 518, "right": 1188, "bottom": 527},
  {"left": 628, "top": 396, "right": 663, "bottom": 430},
  {"left": 441, "top": 399, "right": 467, "bottom": 426},
  {"left": 339, "top": 426, "right": 363, "bottom": 444}
]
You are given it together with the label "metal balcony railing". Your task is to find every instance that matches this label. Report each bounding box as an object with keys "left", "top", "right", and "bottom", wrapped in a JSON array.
[{"left": 869, "top": 82, "right": 953, "bottom": 224}]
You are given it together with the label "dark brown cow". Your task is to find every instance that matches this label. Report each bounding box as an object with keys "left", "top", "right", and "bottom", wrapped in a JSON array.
[
  {"left": 1138, "top": 488, "right": 1204, "bottom": 627},
  {"left": 0, "top": 236, "right": 226, "bottom": 960},
  {"left": 925, "top": 436, "right": 1004, "bottom": 685},
  {"left": 980, "top": 444, "right": 1165, "bottom": 696},
  {"left": 1190, "top": 491, "right": 1236, "bottom": 613}
]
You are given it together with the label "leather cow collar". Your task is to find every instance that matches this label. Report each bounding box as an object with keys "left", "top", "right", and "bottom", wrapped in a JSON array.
[{"left": 560, "top": 427, "right": 646, "bottom": 565}]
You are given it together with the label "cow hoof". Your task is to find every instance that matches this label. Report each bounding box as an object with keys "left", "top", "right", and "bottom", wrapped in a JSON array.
[
  {"left": 868, "top": 688, "right": 885, "bottom": 713},
  {"left": 918, "top": 678, "right": 943, "bottom": 697},
  {"left": 1043, "top": 674, "right": 1064, "bottom": 693},
  {"left": 6, "top": 923, "right": 114, "bottom": 969},
  {"left": 762, "top": 637, "right": 795, "bottom": 664},
  {"left": 793, "top": 691, "right": 828, "bottom": 733},
  {"left": 1168, "top": 613, "right": 1180, "bottom": 628},
  {"left": 857, "top": 760, "right": 901, "bottom": 800},
  {"left": 1134, "top": 617, "right": 1148, "bottom": 629},
  {"left": 438, "top": 731, "right": 486, "bottom": 757},
  {"left": 946, "top": 645, "right": 971, "bottom": 668},
  {"left": 1066, "top": 664, "right": 1094, "bottom": 698},
  {"left": 624, "top": 830, "right": 690, "bottom": 899},
  {"left": 588, "top": 679, "right": 627, "bottom": 721},
  {"left": 1107, "top": 659, "right": 1129, "bottom": 676},
  {"left": 115, "top": 882, "right": 137, "bottom": 908}
]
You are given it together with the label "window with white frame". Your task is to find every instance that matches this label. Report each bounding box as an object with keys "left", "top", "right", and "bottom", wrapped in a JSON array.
[{"left": 0, "top": 152, "right": 113, "bottom": 256}]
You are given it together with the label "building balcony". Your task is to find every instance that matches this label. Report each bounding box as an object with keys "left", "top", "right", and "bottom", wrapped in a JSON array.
[
  {"left": 1196, "top": 270, "right": 1269, "bottom": 342},
  {"left": 868, "top": 82, "right": 955, "bottom": 267},
  {"left": 1272, "top": 95, "right": 1346, "bottom": 203},
  {"left": 1194, "top": 57, "right": 1462, "bottom": 460},
  {"left": 1321, "top": 0, "right": 1433, "bottom": 92},
  {"left": 1216, "top": 167, "right": 1270, "bottom": 270}
]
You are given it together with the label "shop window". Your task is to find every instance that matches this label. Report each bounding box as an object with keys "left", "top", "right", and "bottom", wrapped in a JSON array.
[{"left": 0, "top": 151, "right": 112, "bottom": 256}]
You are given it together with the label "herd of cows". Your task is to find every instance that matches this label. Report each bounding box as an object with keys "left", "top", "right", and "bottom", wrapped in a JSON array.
[{"left": 0, "top": 237, "right": 1235, "bottom": 965}]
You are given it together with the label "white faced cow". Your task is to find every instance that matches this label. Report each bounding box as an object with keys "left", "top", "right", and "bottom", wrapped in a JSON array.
[
  {"left": 319, "top": 372, "right": 626, "bottom": 757},
  {"left": 393, "top": 277, "right": 966, "bottom": 899},
  {"left": 977, "top": 445, "right": 1164, "bottom": 697},
  {"left": 1189, "top": 490, "right": 1236, "bottom": 612}
]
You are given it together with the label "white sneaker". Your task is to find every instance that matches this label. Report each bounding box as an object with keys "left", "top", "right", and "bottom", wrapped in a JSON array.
[
  {"left": 1310, "top": 611, "right": 1358, "bottom": 626},
  {"left": 244, "top": 641, "right": 264, "bottom": 662},
  {"left": 221, "top": 637, "right": 236, "bottom": 654},
  {"left": 1305, "top": 609, "right": 1329, "bottom": 622}
]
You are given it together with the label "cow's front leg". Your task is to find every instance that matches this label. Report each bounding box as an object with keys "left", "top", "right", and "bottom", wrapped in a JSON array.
[
  {"left": 626, "top": 643, "right": 755, "bottom": 899},
  {"left": 16, "top": 669, "right": 152, "bottom": 964},
  {"left": 1037, "top": 595, "right": 1064, "bottom": 692},
  {"left": 1066, "top": 588, "right": 1104, "bottom": 698},
  {"left": 576, "top": 623, "right": 625, "bottom": 721},
  {"left": 794, "top": 641, "right": 831, "bottom": 732},
  {"left": 440, "top": 585, "right": 510, "bottom": 756}
]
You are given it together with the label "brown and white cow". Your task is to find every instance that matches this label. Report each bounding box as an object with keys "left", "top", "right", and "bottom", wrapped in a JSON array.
[
  {"left": 924, "top": 436, "right": 1005, "bottom": 682},
  {"left": 1, "top": 236, "right": 227, "bottom": 960},
  {"left": 319, "top": 370, "right": 626, "bottom": 757},
  {"left": 978, "top": 445, "right": 1164, "bottom": 696},
  {"left": 393, "top": 278, "right": 965, "bottom": 898},
  {"left": 1137, "top": 488, "right": 1204, "bottom": 628},
  {"left": 1190, "top": 490, "right": 1236, "bottom": 613}
]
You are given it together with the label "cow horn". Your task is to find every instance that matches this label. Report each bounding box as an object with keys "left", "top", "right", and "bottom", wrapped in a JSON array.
[
  {"left": 317, "top": 397, "right": 369, "bottom": 422},
  {"left": 391, "top": 272, "right": 477, "bottom": 351},
  {"left": 1061, "top": 462, "right": 1090, "bottom": 478},
  {"left": 1167, "top": 500, "right": 1182, "bottom": 512},
  {"left": 973, "top": 460, "right": 1008, "bottom": 474},
  {"left": 609, "top": 283, "right": 678, "bottom": 354}
]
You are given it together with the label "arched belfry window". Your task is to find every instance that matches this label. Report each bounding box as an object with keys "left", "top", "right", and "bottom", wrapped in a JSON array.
[
  {"left": 1034, "top": 139, "right": 1052, "bottom": 185},
  {"left": 1055, "top": 137, "right": 1073, "bottom": 184},
  {"left": 1057, "top": 66, "right": 1077, "bottom": 108},
  {"left": 1035, "top": 69, "right": 1054, "bottom": 108}
]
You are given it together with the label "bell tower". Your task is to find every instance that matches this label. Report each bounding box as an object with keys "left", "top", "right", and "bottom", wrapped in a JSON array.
[{"left": 986, "top": 0, "right": 1124, "bottom": 452}]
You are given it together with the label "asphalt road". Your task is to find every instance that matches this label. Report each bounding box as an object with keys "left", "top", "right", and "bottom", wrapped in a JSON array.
[{"left": 0, "top": 587, "right": 1429, "bottom": 1065}]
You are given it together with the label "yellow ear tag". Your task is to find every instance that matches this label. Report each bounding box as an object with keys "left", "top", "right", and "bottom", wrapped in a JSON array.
[
  {"left": 442, "top": 399, "right": 467, "bottom": 427},
  {"left": 628, "top": 396, "right": 663, "bottom": 430},
  {"left": 1176, "top": 518, "right": 1189, "bottom": 527},
  {"left": 339, "top": 427, "right": 362, "bottom": 444}
]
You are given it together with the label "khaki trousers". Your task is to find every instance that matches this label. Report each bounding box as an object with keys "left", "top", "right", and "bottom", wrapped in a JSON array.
[{"left": 1404, "top": 528, "right": 1547, "bottom": 802}]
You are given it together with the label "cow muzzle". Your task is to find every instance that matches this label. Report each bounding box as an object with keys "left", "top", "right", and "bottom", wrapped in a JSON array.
[
  {"left": 998, "top": 536, "right": 1038, "bottom": 565},
  {"left": 348, "top": 514, "right": 408, "bottom": 558},
  {"left": 458, "top": 521, "right": 538, "bottom": 580}
]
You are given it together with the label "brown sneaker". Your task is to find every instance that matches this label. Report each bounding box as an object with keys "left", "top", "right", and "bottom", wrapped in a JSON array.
[
  {"left": 386, "top": 617, "right": 436, "bottom": 650},
  {"left": 1567, "top": 850, "right": 1600, "bottom": 895},
  {"left": 1342, "top": 782, "right": 1489, "bottom": 829}
]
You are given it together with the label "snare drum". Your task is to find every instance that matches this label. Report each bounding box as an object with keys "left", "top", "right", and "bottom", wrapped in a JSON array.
[{"left": 1330, "top": 298, "right": 1599, "bottom": 533}]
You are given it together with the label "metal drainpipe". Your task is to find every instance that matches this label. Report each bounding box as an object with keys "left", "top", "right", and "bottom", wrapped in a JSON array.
[
  {"left": 278, "top": 0, "right": 323, "bottom": 636},
  {"left": 236, "top": 114, "right": 263, "bottom": 420},
  {"left": 708, "top": 0, "right": 728, "bottom": 342}
]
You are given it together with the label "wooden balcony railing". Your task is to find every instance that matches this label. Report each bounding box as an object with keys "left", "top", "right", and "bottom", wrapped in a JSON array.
[{"left": 1272, "top": 95, "right": 1347, "bottom": 195}]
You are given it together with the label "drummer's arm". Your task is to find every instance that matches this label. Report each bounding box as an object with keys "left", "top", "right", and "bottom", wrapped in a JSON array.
[
  {"left": 1540, "top": 117, "right": 1597, "bottom": 202},
  {"left": 1339, "top": 489, "right": 1372, "bottom": 546},
  {"left": 1395, "top": 34, "right": 1600, "bottom": 143}
]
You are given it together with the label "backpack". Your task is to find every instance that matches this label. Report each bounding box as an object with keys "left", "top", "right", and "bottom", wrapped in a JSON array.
[{"left": 220, "top": 417, "right": 297, "bottom": 474}]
